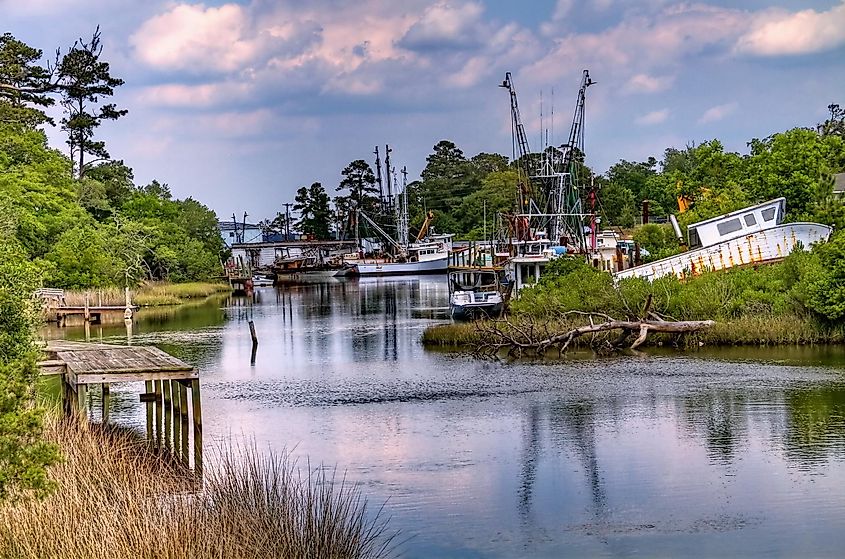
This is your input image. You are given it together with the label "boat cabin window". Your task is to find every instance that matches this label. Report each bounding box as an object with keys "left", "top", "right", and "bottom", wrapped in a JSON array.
[
  {"left": 744, "top": 214, "right": 757, "bottom": 226},
  {"left": 716, "top": 218, "right": 743, "bottom": 236},
  {"left": 761, "top": 207, "right": 776, "bottom": 222},
  {"left": 688, "top": 227, "right": 701, "bottom": 249}
]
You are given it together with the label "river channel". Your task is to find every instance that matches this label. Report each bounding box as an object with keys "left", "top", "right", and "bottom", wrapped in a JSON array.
[{"left": 45, "top": 276, "right": 845, "bottom": 557}]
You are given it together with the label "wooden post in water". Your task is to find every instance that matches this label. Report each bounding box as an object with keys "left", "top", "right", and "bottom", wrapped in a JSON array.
[
  {"left": 163, "top": 380, "right": 172, "bottom": 451},
  {"left": 249, "top": 320, "right": 258, "bottom": 365},
  {"left": 154, "top": 380, "right": 163, "bottom": 448},
  {"left": 191, "top": 378, "right": 203, "bottom": 475},
  {"left": 101, "top": 383, "right": 110, "bottom": 423},
  {"left": 145, "top": 380, "right": 154, "bottom": 439},
  {"left": 179, "top": 381, "right": 189, "bottom": 465},
  {"left": 171, "top": 380, "right": 181, "bottom": 461},
  {"left": 76, "top": 384, "right": 88, "bottom": 416}
]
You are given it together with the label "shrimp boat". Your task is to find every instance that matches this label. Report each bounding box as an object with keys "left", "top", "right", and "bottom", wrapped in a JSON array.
[
  {"left": 348, "top": 161, "right": 453, "bottom": 276},
  {"left": 352, "top": 239, "right": 451, "bottom": 275},
  {"left": 615, "top": 197, "right": 832, "bottom": 281},
  {"left": 448, "top": 268, "right": 505, "bottom": 320}
]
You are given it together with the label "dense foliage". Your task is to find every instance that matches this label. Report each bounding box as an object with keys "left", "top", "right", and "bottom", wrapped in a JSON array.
[
  {"left": 514, "top": 230, "right": 845, "bottom": 326},
  {"left": 0, "top": 33, "right": 223, "bottom": 289},
  {"left": 0, "top": 210, "right": 59, "bottom": 499}
]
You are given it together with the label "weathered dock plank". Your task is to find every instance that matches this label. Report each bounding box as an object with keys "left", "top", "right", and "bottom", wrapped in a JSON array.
[{"left": 38, "top": 340, "right": 203, "bottom": 474}]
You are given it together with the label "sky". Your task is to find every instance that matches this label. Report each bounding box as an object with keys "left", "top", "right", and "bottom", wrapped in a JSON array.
[{"left": 3, "top": 0, "right": 845, "bottom": 221}]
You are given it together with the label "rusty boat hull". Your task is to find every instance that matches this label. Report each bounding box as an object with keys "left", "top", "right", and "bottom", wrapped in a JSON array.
[{"left": 614, "top": 223, "right": 832, "bottom": 281}]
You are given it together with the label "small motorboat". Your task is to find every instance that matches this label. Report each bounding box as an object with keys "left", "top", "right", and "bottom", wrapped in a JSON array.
[{"left": 448, "top": 268, "right": 505, "bottom": 320}]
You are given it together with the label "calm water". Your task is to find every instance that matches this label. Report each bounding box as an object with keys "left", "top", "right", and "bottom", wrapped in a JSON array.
[{"left": 47, "top": 277, "right": 845, "bottom": 558}]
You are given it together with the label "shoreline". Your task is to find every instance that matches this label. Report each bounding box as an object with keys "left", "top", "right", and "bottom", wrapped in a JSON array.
[{"left": 422, "top": 313, "right": 845, "bottom": 351}]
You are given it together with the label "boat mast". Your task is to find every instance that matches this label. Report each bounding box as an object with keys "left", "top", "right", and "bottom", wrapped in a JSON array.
[
  {"left": 384, "top": 145, "right": 393, "bottom": 204},
  {"left": 499, "top": 73, "right": 532, "bottom": 212},
  {"left": 374, "top": 146, "right": 384, "bottom": 211},
  {"left": 400, "top": 166, "right": 410, "bottom": 249}
]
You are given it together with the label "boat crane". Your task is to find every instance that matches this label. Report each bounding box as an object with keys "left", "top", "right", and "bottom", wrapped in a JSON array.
[{"left": 500, "top": 70, "right": 595, "bottom": 252}]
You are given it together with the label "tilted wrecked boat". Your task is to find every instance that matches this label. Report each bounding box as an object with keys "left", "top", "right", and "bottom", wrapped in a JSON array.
[{"left": 614, "top": 198, "right": 832, "bottom": 281}]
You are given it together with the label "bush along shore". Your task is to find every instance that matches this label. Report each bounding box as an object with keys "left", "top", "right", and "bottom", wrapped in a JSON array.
[
  {"left": 0, "top": 416, "right": 397, "bottom": 559},
  {"left": 424, "top": 230, "right": 845, "bottom": 355}
]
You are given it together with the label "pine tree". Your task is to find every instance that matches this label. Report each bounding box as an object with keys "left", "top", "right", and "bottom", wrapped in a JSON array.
[{"left": 58, "top": 26, "right": 127, "bottom": 177}]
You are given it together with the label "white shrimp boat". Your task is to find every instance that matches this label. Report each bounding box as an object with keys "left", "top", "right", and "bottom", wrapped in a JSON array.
[
  {"left": 615, "top": 198, "right": 832, "bottom": 281},
  {"left": 351, "top": 239, "right": 450, "bottom": 275}
]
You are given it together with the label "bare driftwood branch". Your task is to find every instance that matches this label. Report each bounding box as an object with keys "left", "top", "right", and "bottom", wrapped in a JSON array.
[{"left": 473, "top": 314, "right": 716, "bottom": 358}]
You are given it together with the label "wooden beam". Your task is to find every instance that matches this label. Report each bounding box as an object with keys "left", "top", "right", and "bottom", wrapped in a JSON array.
[
  {"left": 74, "top": 370, "right": 198, "bottom": 385},
  {"left": 172, "top": 380, "right": 181, "bottom": 461},
  {"left": 37, "top": 360, "right": 67, "bottom": 375},
  {"left": 145, "top": 380, "right": 153, "bottom": 440},
  {"left": 76, "top": 384, "right": 88, "bottom": 416},
  {"left": 179, "top": 381, "right": 189, "bottom": 463},
  {"left": 163, "top": 379, "right": 172, "bottom": 451},
  {"left": 102, "top": 383, "right": 110, "bottom": 424},
  {"left": 154, "top": 380, "right": 162, "bottom": 448},
  {"left": 191, "top": 379, "right": 203, "bottom": 475}
]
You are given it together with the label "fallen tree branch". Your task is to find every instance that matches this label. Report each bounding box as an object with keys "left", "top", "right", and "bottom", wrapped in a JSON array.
[{"left": 473, "top": 315, "right": 716, "bottom": 358}]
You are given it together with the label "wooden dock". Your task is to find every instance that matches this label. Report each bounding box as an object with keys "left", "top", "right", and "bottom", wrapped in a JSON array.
[{"left": 40, "top": 340, "right": 203, "bottom": 473}]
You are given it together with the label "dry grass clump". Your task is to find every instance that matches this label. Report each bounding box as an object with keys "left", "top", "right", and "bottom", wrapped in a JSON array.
[{"left": 0, "top": 417, "right": 395, "bottom": 559}]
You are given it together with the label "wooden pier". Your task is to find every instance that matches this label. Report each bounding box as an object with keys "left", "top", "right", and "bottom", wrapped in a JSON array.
[
  {"left": 39, "top": 340, "right": 203, "bottom": 473},
  {"left": 36, "top": 288, "right": 138, "bottom": 326}
]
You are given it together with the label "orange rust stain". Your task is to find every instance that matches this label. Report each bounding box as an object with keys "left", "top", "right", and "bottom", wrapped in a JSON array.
[
  {"left": 756, "top": 246, "right": 763, "bottom": 262},
  {"left": 776, "top": 243, "right": 782, "bottom": 258},
  {"left": 718, "top": 252, "right": 725, "bottom": 270}
]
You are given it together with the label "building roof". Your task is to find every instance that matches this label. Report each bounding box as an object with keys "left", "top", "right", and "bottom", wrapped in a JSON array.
[
  {"left": 834, "top": 172, "right": 845, "bottom": 194},
  {"left": 218, "top": 220, "right": 260, "bottom": 230}
]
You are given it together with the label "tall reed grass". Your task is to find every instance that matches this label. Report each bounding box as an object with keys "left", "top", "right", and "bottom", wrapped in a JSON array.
[
  {"left": 0, "top": 417, "right": 396, "bottom": 559},
  {"left": 62, "top": 282, "right": 230, "bottom": 308}
]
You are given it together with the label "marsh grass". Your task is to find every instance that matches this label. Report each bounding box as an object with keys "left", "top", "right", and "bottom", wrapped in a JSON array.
[
  {"left": 422, "top": 313, "right": 845, "bottom": 350},
  {"left": 0, "top": 417, "right": 396, "bottom": 559},
  {"left": 62, "top": 282, "right": 230, "bottom": 308}
]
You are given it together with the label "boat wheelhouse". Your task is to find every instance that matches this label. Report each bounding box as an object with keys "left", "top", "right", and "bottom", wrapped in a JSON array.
[{"left": 686, "top": 198, "right": 785, "bottom": 249}]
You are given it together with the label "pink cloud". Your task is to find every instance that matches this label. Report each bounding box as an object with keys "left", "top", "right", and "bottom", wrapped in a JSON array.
[
  {"left": 735, "top": 2, "right": 845, "bottom": 56},
  {"left": 698, "top": 102, "right": 738, "bottom": 124},
  {"left": 635, "top": 108, "right": 670, "bottom": 125}
]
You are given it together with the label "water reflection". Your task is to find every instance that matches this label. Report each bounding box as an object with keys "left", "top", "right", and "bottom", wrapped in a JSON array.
[{"left": 44, "top": 278, "right": 845, "bottom": 557}]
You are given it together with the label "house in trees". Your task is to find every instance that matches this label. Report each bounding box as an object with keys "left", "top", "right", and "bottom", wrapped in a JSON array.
[{"left": 218, "top": 220, "right": 262, "bottom": 248}]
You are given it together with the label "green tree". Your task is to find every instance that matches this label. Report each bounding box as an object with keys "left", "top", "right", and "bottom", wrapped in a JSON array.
[
  {"left": 605, "top": 157, "right": 657, "bottom": 202},
  {"left": 336, "top": 159, "right": 380, "bottom": 215},
  {"left": 413, "top": 141, "right": 482, "bottom": 235},
  {"left": 457, "top": 169, "right": 519, "bottom": 238},
  {"left": 598, "top": 180, "right": 636, "bottom": 227},
  {"left": 58, "top": 27, "right": 127, "bottom": 177},
  {"left": 470, "top": 152, "right": 509, "bottom": 175},
  {"left": 85, "top": 160, "right": 135, "bottom": 209},
  {"left": 0, "top": 210, "right": 60, "bottom": 498},
  {"left": 294, "top": 182, "right": 332, "bottom": 238},
  {"left": 0, "top": 33, "right": 56, "bottom": 126},
  {"left": 747, "top": 128, "right": 845, "bottom": 218},
  {"left": 818, "top": 103, "right": 845, "bottom": 139}
]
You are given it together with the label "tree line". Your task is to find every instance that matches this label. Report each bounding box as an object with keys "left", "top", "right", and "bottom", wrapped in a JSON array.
[
  {"left": 1, "top": 31, "right": 223, "bottom": 289},
  {"left": 277, "top": 105, "right": 845, "bottom": 245}
]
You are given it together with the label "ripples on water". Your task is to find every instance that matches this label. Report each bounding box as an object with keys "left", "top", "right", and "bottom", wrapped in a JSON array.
[{"left": 47, "top": 277, "right": 845, "bottom": 558}]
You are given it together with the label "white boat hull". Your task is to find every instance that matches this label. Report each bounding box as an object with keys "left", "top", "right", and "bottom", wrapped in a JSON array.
[
  {"left": 356, "top": 255, "right": 448, "bottom": 275},
  {"left": 614, "top": 223, "right": 832, "bottom": 281}
]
